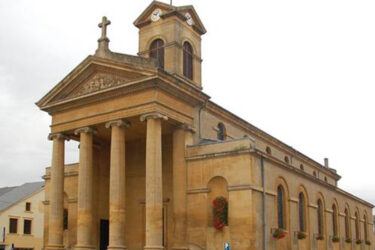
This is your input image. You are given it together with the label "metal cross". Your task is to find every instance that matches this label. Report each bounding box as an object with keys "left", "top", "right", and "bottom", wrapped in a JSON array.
[{"left": 98, "top": 16, "right": 111, "bottom": 39}]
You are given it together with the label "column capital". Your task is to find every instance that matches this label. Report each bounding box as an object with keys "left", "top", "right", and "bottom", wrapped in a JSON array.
[
  {"left": 176, "top": 124, "right": 196, "bottom": 133},
  {"left": 140, "top": 112, "right": 168, "bottom": 122},
  {"left": 105, "top": 119, "right": 131, "bottom": 129},
  {"left": 48, "top": 133, "right": 69, "bottom": 141},
  {"left": 74, "top": 127, "right": 97, "bottom": 135}
]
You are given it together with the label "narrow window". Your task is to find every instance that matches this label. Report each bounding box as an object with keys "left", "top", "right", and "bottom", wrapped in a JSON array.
[
  {"left": 298, "top": 192, "right": 306, "bottom": 232},
  {"left": 149, "top": 39, "right": 164, "bottom": 69},
  {"left": 63, "top": 209, "right": 69, "bottom": 230},
  {"left": 23, "top": 219, "right": 32, "bottom": 235},
  {"left": 345, "top": 209, "right": 350, "bottom": 239},
  {"left": 355, "top": 212, "right": 360, "bottom": 240},
  {"left": 9, "top": 218, "right": 18, "bottom": 234},
  {"left": 217, "top": 123, "right": 226, "bottom": 141},
  {"left": 317, "top": 199, "right": 324, "bottom": 236},
  {"left": 364, "top": 215, "right": 368, "bottom": 242},
  {"left": 25, "top": 202, "right": 31, "bottom": 212},
  {"left": 313, "top": 171, "right": 317, "bottom": 177},
  {"left": 277, "top": 185, "right": 285, "bottom": 229},
  {"left": 183, "top": 42, "right": 193, "bottom": 80},
  {"left": 332, "top": 204, "right": 338, "bottom": 237},
  {"left": 300, "top": 164, "right": 304, "bottom": 171}
]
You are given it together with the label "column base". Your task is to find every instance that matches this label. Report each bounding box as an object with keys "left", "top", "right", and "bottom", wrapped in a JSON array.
[
  {"left": 144, "top": 246, "right": 164, "bottom": 250},
  {"left": 107, "top": 245, "right": 127, "bottom": 250},
  {"left": 46, "top": 244, "right": 65, "bottom": 250},
  {"left": 74, "top": 245, "right": 96, "bottom": 250}
]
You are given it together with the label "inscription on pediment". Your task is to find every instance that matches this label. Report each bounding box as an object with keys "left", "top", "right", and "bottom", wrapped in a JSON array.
[{"left": 70, "top": 73, "right": 133, "bottom": 98}]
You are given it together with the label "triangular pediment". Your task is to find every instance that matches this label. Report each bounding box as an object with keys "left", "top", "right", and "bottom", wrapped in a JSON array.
[
  {"left": 134, "top": 1, "right": 206, "bottom": 35},
  {"left": 36, "top": 55, "right": 158, "bottom": 111}
]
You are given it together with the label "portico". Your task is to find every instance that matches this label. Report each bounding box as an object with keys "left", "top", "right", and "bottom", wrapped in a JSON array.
[{"left": 45, "top": 108, "right": 194, "bottom": 250}]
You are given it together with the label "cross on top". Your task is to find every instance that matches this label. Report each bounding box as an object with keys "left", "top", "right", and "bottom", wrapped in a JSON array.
[{"left": 98, "top": 16, "right": 111, "bottom": 40}]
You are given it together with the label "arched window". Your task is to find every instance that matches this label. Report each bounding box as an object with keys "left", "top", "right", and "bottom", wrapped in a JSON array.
[
  {"left": 355, "top": 212, "right": 360, "bottom": 240},
  {"left": 266, "top": 146, "right": 272, "bottom": 155},
  {"left": 317, "top": 199, "right": 324, "bottom": 236},
  {"left": 217, "top": 123, "right": 226, "bottom": 141},
  {"left": 298, "top": 192, "right": 306, "bottom": 232},
  {"left": 63, "top": 209, "right": 68, "bottom": 230},
  {"left": 277, "top": 185, "right": 285, "bottom": 229},
  {"left": 284, "top": 156, "right": 289, "bottom": 164},
  {"left": 150, "top": 39, "right": 165, "bottom": 69},
  {"left": 332, "top": 204, "right": 338, "bottom": 237},
  {"left": 345, "top": 208, "right": 351, "bottom": 239},
  {"left": 364, "top": 214, "right": 368, "bottom": 242},
  {"left": 183, "top": 41, "right": 193, "bottom": 80}
]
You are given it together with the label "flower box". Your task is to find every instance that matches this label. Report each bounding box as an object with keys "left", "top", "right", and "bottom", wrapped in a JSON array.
[
  {"left": 365, "top": 240, "right": 371, "bottom": 245},
  {"left": 315, "top": 234, "right": 324, "bottom": 241},
  {"left": 272, "top": 228, "right": 287, "bottom": 239},
  {"left": 332, "top": 236, "right": 340, "bottom": 243},
  {"left": 356, "top": 239, "right": 362, "bottom": 245},
  {"left": 296, "top": 231, "right": 307, "bottom": 240},
  {"left": 345, "top": 238, "right": 352, "bottom": 243}
]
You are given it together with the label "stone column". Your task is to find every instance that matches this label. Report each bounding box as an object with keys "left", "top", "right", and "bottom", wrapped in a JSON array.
[
  {"left": 171, "top": 125, "right": 193, "bottom": 250},
  {"left": 47, "top": 133, "right": 68, "bottom": 250},
  {"left": 140, "top": 112, "right": 168, "bottom": 250},
  {"left": 105, "top": 119, "right": 131, "bottom": 250},
  {"left": 74, "top": 127, "right": 96, "bottom": 250}
]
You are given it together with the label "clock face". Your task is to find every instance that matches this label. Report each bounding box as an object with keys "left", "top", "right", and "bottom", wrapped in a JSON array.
[
  {"left": 185, "top": 12, "right": 194, "bottom": 26},
  {"left": 151, "top": 8, "right": 162, "bottom": 22}
]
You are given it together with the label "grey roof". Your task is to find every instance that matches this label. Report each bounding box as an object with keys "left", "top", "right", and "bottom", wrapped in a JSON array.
[
  {"left": 0, "top": 182, "right": 44, "bottom": 211},
  {"left": 0, "top": 186, "right": 16, "bottom": 196}
]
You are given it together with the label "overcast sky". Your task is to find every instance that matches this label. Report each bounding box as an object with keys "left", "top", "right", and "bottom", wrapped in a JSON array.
[{"left": 0, "top": 0, "right": 374, "bottom": 205}]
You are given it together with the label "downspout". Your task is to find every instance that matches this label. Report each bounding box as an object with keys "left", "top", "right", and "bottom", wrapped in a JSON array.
[
  {"left": 261, "top": 156, "right": 267, "bottom": 250},
  {"left": 198, "top": 100, "right": 208, "bottom": 140}
]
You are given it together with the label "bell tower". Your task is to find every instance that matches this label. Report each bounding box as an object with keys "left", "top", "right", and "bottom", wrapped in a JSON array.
[{"left": 134, "top": 1, "right": 206, "bottom": 88}]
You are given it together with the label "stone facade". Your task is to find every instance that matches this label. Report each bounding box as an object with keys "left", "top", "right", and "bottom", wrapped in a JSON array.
[{"left": 37, "top": 1, "right": 373, "bottom": 250}]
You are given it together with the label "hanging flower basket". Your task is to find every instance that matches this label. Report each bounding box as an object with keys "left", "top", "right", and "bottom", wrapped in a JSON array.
[
  {"left": 272, "top": 228, "right": 287, "bottom": 239},
  {"left": 212, "top": 196, "right": 228, "bottom": 230},
  {"left": 297, "top": 231, "right": 307, "bottom": 240}
]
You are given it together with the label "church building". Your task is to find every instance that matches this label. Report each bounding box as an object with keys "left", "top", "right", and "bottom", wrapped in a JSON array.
[{"left": 37, "top": 1, "right": 373, "bottom": 250}]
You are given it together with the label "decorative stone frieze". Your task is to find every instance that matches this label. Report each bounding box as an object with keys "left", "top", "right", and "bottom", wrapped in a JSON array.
[{"left": 71, "top": 74, "right": 133, "bottom": 98}]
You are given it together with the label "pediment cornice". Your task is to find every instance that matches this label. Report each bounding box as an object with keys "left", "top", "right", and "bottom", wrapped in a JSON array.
[{"left": 36, "top": 54, "right": 210, "bottom": 114}]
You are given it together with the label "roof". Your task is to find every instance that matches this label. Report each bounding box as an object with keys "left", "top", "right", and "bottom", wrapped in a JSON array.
[{"left": 0, "top": 182, "right": 44, "bottom": 211}]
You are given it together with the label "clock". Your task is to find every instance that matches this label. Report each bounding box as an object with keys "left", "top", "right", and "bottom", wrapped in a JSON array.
[
  {"left": 185, "top": 12, "right": 194, "bottom": 26},
  {"left": 151, "top": 8, "right": 162, "bottom": 22}
]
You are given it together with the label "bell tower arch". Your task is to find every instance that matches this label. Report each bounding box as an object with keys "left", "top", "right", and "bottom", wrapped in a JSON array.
[{"left": 134, "top": 1, "right": 206, "bottom": 88}]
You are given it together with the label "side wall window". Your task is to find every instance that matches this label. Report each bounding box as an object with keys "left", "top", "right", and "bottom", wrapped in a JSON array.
[
  {"left": 332, "top": 204, "right": 338, "bottom": 237},
  {"left": 277, "top": 185, "right": 285, "bottom": 229},
  {"left": 183, "top": 42, "right": 193, "bottom": 80},
  {"left": 150, "top": 39, "right": 165, "bottom": 69},
  {"left": 317, "top": 199, "right": 324, "bottom": 236},
  {"left": 345, "top": 208, "right": 351, "bottom": 239},
  {"left": 298, "top": 192, "right": 306, "bottom": 232}
]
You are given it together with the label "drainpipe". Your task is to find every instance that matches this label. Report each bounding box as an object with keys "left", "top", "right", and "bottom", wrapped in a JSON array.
[
  {"left": 198, "top": 100, "right": 208, "bottom": 140},
  {"left": 261, "top": 156, "right": 267, "bottom": 250}
]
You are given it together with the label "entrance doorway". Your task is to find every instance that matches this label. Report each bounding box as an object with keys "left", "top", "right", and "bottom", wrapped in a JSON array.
[{"left": 100, "top": 220, "right": 109, "bottom": 250}]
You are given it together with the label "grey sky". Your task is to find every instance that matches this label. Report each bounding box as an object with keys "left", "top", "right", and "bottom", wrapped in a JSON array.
[{"left": 0, "top": 0, "right": 374, "bottom": 205}]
